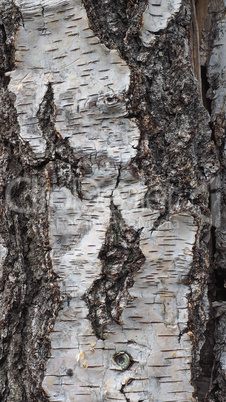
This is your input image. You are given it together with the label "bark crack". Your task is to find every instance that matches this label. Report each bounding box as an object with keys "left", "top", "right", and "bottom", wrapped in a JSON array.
[
  {"left": 120, "top": 382, "right": 131, "bottom": 402},
  {"left": 37, "top": 82, "right": 84, "bottom": 199},
  {"left": 194, "top": 1, "right": 226, "bottom": 400},
  {"left": 83, "top": 202, "right": 145, "bottom": 339}
]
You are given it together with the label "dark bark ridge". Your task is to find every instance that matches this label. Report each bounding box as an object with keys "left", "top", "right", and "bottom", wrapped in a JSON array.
[
  {"left": 0, "top": 2, "right": 60, "bottom": 401},
  {"left": 83, "top": 202, "right": 145, "bottom": 339},
  {"left": 194, "top": 1, "right": 226, "bottom": 400}
]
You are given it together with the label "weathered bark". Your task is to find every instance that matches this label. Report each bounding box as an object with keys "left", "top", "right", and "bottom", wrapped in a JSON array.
[{"left": 0, "top": 0, "right": 225, "bottom": 401}]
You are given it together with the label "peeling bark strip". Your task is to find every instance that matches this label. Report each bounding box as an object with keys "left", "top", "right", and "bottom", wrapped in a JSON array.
[{"left": 0, "top": 0, "right": 225, "bottom": 402}]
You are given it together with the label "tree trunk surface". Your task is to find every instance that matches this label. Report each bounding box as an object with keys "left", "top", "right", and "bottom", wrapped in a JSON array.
[{"left": 0, "top": 0, "right": 225, "bottom": 401}]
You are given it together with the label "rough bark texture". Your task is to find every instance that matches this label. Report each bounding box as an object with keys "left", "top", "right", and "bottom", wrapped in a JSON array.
[{"left": 0, "top": 0, "right": 225, "bottom": 401}]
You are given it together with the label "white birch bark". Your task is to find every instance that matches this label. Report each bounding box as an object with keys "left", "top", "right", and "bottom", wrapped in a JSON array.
[
  {"left": 0, "top": 0, "right": 225, "bottom": 401},
  {"left": 7, "top": 1, "right": 199, "bottom": 400}
]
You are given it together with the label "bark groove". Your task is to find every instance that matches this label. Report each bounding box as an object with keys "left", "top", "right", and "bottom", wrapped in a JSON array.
[{"left": 83, "top": 202, "right": 145, "bottom": 339}]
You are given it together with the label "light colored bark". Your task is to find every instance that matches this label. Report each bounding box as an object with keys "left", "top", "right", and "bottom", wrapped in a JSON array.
[
  {"left": 7, "top": 1, "right": 200, "bottom": 400},
  {"left": 0, "top": 0, "right": 225, "bottom": 401},
  {"left": 140, "top": 0, "right": 182, "bottom": 47}
]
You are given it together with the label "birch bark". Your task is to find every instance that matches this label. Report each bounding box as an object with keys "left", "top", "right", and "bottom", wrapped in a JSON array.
[{"left": 0, "top": 0, "right": 225, "bottom": 401}]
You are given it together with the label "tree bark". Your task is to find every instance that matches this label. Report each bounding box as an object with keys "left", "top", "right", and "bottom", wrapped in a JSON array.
[{"left": 0, "top": 0, "right": 225, "bottom": 401}]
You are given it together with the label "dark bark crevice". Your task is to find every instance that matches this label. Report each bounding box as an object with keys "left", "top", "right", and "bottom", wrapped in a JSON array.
[
  {"left": 201, "top": 65, "right": 212, "bottom": 114},
  {"left": 195, "top": 187, "right": 217, "bottom": 400},
  {"left": 83, "top": 201, "right": 145, "bottom": 339},
  {"left": 120, "top": 382, "right": 131, "bottom": 401},
  {"left": 36, "top": 83, "right": 84, "bottom": 198},
  {"left": 195, "top": 0, "right": 226, "bottom": 399},
  {"left": 207, "top": 171, "right": 226, "bottom": 401}
]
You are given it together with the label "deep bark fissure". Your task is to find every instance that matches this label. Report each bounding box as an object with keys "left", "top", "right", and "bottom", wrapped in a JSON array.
[
  {"left": 36, "top": 83, "right": 85, "bottom": 199},
  {"left": 196, "top": 1, "right": 226, "bottom": 399},
  {"left": 83, "top": 202, "right": 145, "bottom": 339},
  {"left": 195, "top": 39, "right": 217, "bottom": 398},
  {"left": 201, "top": 65, "right": 212, "bottom": 114},
  {"left": 195, "top": 190, "right": 217, "bottom": 400},
  {"left": 209, "top": 172, "right": 226, "bottom": 400}
]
